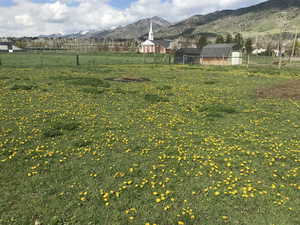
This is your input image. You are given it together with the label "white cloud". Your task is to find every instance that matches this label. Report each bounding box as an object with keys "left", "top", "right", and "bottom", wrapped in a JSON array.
[{"left": 0, "top": 0, "right": 267, "bottom": 36}]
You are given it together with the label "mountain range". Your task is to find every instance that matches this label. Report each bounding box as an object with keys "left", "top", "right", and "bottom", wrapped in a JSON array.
[{"left": 40, "top": 0, "right": 300, "bottom": 40}]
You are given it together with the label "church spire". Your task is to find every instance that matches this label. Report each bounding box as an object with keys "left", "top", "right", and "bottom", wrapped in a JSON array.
[{"left": 148, "top": 20, "right": 154, "bottom": 41}]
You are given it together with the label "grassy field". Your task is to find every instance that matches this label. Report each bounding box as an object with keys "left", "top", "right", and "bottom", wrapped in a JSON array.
[{"left": 0, "top": 61, "right": 299, "bottom": 225}]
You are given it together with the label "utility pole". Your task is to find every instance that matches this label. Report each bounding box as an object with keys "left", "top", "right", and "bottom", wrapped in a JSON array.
[
  {"left": 278, "top": 12, "right": 288, "bottom": 69},
  {"left": 290, "top": 29, "right": 298, "bottom": 63}
]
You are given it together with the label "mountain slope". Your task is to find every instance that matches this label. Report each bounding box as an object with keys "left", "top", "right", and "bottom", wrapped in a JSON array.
[
  {"left": 156, "top": 0, "right": 300, "bottom": 38},
  {"left": 90, "top": 16, "right": 171, "bottom": 39}
]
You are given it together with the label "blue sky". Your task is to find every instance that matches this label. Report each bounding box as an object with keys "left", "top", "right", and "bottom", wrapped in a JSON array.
[
  {"left": 0, "top": 0, "right": 134, "bottom": 8},
  {"left": 0, "top": 0, "right": 15, "bottom": 7},
  {"left": 0, "top": 0, "right": 267, "bottom": 36}
]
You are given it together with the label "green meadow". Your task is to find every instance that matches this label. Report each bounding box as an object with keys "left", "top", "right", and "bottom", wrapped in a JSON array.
[{"left": 0, "top": 57, "right": 299, "bottom": 225}]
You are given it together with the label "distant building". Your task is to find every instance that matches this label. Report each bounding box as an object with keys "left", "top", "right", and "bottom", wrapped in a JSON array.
[
  {"left": 200, "top": 43, "right": 242, "bottom": 65},
  {"left": 175, "top": 43, "right": 243, "bottom": 66},
  {"left": 174, "top": 48, "right": 202, "bottom": 64},
  {"left": 139, "top": 22, "right": 171, "bottom": 54},
  {"left": 0, "top": 42, "right": 22, "bottom": 53},
  {"left": 252, "top": 48, "right": 267, "bottom": 55}
]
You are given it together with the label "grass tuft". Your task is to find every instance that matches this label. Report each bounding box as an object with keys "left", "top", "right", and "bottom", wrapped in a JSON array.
[
  {"left": 68, "top": 77, "right": 110, "bottom": 88},
  {"left": 10, "top": 84, "right": 36, "bottom": 91},
  {"left": 53, "top": 121, "right": 80, "bottom": 131},
  {"left": 144, "top": 94, "right": 169, "bottom": 103},
  {"left": 81, "top": 87, "right": 106, "bottom": 95},
  {"left": 43, "top": 128, "right": 63, "bottom": 138},
  {"left": 157, "top": 85, "right": 172, "bottom": 91}
]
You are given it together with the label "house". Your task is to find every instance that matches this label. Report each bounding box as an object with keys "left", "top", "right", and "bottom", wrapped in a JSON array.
[
  {"left": 252, "top": 48, "right": 267, "bottom": 55},
  {"left": 139, "top": 22, "right": 171, "bottom": 54},
  {"left": 0, "top": 42, "right": 22, "bottom": 53},
  {"left": 200, "top": 43, "right": 242, "bottom": 65},
  {"left": 174, "top": 48, "right": 202, "bottom": 64}
]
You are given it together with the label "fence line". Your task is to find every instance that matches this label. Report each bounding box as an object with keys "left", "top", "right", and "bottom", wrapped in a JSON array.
[
  {"left": 0, "top": 52, "right": 174, "bottom": 67},
  {"left": 1, "top": 51, "right": 300, "bottom": 68},
  {"left": 177, "top": 54, "right": 300, "bottom": 68}
]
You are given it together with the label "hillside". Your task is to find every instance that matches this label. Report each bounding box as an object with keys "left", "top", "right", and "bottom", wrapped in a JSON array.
[
  {"left": 90, "top": 16, "right": 171, "bottom": 40},
  {"left": 156, "top": 0, "right": 300, "bottom": 38}
]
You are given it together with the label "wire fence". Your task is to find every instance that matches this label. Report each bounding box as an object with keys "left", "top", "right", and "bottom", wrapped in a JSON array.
[
  {"left": 176, "top": 54, "right": 300, "bottom": 68},
  {"left": 0, "top": 51, "right": 174, "bottom": 67},
  {"left": 1, "top": 51, "right": 300, "bottom": 69}
]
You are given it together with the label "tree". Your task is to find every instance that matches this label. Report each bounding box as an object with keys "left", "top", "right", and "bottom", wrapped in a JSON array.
[
  {"left": 197, "top": 36, "right": 208, "bottom": 48},
  {"left": 245, "top": 38, "right": 253, "bottom": 55},
  {"left": 234, "top": 33, "right": 244, "bottom": 49},
  {"left": 215, "top": 35, "right": 224, "bottom": 44},
  {"left": 225, "top": 34, "right": 233, "bottom": 43}
]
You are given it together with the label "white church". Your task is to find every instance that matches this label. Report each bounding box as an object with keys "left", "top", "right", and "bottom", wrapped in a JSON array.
[{"left": 139, "top": 22, "right": 171, "bottom": 54}]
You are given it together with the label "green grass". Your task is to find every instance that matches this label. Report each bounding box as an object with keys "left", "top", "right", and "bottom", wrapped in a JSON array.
[{"left": 0, "top": 60, "right": 300, "bottom": 225}]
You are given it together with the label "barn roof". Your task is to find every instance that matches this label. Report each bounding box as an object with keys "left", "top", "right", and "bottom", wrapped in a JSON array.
[
  {"left": 175, "top": 48, "right": 202, "bottom": 55},
  {"left": 201, "top": 43, "right": 238, "bottom": 58}
]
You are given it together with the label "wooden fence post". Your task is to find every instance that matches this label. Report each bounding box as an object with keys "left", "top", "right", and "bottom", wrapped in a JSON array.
[
  {"left": 247, "top": 54, "right": 250, "bottom": 68},
  {"left": 76, "top": 54, "right": 80, "bottom": 66}
]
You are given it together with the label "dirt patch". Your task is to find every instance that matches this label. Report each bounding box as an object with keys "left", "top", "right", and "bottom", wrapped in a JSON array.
[
  {"left": 257, "top": 80, "right": 300, "bottom": 100},
  {"left": 104, "top": 77, "right": 150, "bottom": 82}
]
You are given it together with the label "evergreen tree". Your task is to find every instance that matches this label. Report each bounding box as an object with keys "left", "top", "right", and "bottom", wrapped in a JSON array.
[
  {"left": 245, "top": 38, "right": 253, "bottom": 55},
  {"left": 215, "top": 35, "right": 224, "bottom": 44},
  {"left": 197, "top": 36, "right": 208, "bottom": 48},
  {"left": 234, "top": 33, "right": 244, "bottom": 49},
  {"left": 225, "top": 34, "right": 233, "bottom": 43}
]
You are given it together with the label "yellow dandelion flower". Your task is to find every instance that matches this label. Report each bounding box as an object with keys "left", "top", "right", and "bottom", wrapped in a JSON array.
[{"left": 214, "top": 191, "right": 220, "bottom": 196}]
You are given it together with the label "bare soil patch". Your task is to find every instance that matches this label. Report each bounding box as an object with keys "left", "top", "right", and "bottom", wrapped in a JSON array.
[
  {"left": 104, "top": 77, "right": 150, "bottom": 82},
  {"left": 257, "top": 80, "right": 300, "bottom": 100}
]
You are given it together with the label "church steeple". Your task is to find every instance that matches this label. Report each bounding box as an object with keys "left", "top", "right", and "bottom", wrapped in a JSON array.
[{"left": 148, "top": 20, "right": 154, "bottom": 41}]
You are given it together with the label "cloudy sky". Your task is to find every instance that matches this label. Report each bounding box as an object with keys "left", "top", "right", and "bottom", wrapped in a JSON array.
[{"left": 0, "top": 0, "right": 267, "bottom": 37}]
